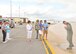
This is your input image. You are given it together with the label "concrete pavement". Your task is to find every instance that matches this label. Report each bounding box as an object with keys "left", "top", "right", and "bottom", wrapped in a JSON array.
[
  {"left": 48, "top": 23, "right": 76, "bottom": 54},
  {"left": 0, "top": 24, "right": 46, "bottom": 54}
]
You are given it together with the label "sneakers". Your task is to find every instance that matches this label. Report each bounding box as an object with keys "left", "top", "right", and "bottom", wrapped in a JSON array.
[
  {"left": 7, "top": 38, "right": 12, "bottom": 40},
  {"left": 67, "top": 44, "right": 74, "bottom": 50},
  {"left": 69, "top": 44, "right": 74, "bottom": 47},
  {"left": 3, "top": 38, "right": 12, "bottom": 43},
  {"left": 3, "top": 41, "right": 7, "bottom": 43}
]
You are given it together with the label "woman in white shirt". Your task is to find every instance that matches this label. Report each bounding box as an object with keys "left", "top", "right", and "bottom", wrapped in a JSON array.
[{"left": 26, "top": 20, "right": 33, "bottom": 42}]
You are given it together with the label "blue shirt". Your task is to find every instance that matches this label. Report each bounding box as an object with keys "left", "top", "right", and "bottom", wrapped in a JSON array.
[
  {"left": 43, "top": 23, "right": 48, "bottom": 30},
  {"left": 39, "top": 23, "right": 43, "bottom": 30},
  {"left": 6, "top": 25, "right": 10, "bottom": 33}
]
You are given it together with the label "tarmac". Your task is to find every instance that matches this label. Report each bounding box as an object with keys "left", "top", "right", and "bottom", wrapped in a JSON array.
[
  {"left": 1, "top": 22, "right": 75, "bottom": 54},
  {"left": 0, "top": 24, "right": 46, "bottom": 54},
  {"left": 48, "top": 23, "right": 76, "bottom": 54}
]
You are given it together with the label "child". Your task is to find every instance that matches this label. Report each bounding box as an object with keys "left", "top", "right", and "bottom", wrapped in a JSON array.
[
  {"left": 6, "top": 22, "right": 11, "bottom": 40},
  {"left": 26, "top": 20, "right": 33, "bottom": 42}
]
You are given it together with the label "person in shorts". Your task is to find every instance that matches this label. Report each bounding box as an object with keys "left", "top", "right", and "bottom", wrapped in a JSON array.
[{"left": 39, "top": 20, "right": 43, "bottom": 40}]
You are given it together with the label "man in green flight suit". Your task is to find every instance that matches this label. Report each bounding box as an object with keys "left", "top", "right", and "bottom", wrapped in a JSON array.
[{"left": 63, "top": 21, "right": 74, "bottom": 49}]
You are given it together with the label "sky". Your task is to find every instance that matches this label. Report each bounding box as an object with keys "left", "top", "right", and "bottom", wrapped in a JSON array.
[{"left": 0, "top": 0, "right": 76, "bottom": 21}]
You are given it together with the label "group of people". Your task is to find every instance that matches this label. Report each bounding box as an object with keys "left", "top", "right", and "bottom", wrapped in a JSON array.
[
  {"left": 1, "top": 19, "right": 49, "bottom": 43},
  {"left": 26, "top": 20, "right": 74, "bottom": 49},
  {"left": 1, "top": 19, "right": 74, "bottom": 50},
  {"left": 26, "top": 20, "right": 48, "bottom": 41}
]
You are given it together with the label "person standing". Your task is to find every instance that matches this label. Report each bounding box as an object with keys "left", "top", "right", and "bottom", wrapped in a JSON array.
[
  {"left": 10, "top": 19, "right": 15, "bottom": 28},
  {"left": 26, "top": 20, "right": 33, "bottom": 42},
  {"left": 39, "top": 20, "right": 43, "bottom": 40},
  {"left": 43, "top": 20, "right": 48, "bottom": 40},
  {"left": 1, "top": 21, "right": 7, "bottom": 43},
  {"left": 35, "top": 20, "right": 40, "bottom": 39},
  {"left": 63, "top": 21, "right": 74, "bottom": 49},
  {"left": 6, "top": 22, "right": 11, "bottom": 40}
]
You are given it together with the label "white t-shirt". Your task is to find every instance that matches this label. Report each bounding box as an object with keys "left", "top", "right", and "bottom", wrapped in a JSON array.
[{"left": 26, "top": 24, "right": 32, "bottom": 31}]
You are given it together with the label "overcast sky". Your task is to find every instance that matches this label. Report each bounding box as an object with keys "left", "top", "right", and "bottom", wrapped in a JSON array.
[{"left": 0, "top": 0, "right": 76, "bottom": 20}]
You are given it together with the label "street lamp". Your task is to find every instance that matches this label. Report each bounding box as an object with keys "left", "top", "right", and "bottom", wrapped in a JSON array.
[
  {"left": 19, "top": 2, "right": 20, "bottom": 18},
  {"left": 10, "top": 0, "right": 12, "bottom": 19}
]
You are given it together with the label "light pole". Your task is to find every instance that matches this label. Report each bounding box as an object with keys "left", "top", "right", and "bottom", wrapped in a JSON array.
[
  {"left": 24, "top": 12, "right": 25, "bottom": 18},
  {"left": 19, "top": 2, "right": 20, "bottom": 18},
  {"left": 24, "top": 12, "right": 26, "bottom": 18},
  {"left": 10, "top": 0, "right": 12, "bottom": 19}
]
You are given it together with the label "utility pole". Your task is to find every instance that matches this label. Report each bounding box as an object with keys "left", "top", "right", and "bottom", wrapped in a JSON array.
[
  {"left": 10, "top": 0, "right": 12, "bottom": 19},
  {"left": 19, "top": 2, "right": 20, "bottom": 18}
]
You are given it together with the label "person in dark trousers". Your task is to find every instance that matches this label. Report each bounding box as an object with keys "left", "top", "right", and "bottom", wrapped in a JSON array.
[
  {"left": 1, "top": 21, "right": 7, "bottom": 43},
  {"left": 63, "top": 21, "right": 74, "bottom": 49},
  {"left": 35, "top": 20, "right": 40, "bottom": 39}
]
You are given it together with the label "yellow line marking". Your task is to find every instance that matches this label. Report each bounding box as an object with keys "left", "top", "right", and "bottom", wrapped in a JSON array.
[
  {"left": 42, "top": 40, "right": 49, "bottom": 54},
  {"left": 44, "top": 39, "right": 56, "bottom": 54}
]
